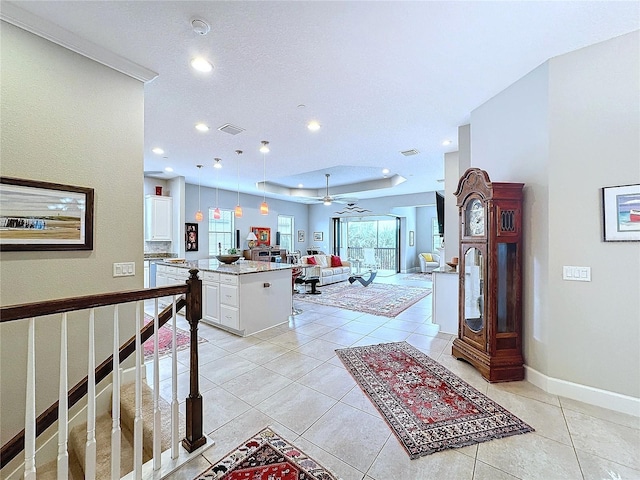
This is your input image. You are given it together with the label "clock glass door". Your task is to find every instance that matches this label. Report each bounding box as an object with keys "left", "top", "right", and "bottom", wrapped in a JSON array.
[{"left": 464, "top": 247, "right": 484, "bottom": 332}]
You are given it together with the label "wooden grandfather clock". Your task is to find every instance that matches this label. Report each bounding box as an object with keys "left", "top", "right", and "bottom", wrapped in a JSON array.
[{"left": 451, "top": 168, "right": 525, "bottom": 382}]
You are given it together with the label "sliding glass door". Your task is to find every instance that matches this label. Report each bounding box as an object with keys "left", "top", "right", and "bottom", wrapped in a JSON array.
[{"left": 333, "top": 216, "right": 400, "bottom": 274}]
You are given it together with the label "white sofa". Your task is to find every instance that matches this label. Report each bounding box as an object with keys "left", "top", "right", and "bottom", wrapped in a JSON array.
[
  {"left": 300, "top": 254, "right": 352, "bottom": 286},
  {"left": 419, "top": 252, "right": 440, "bottom": 273}
]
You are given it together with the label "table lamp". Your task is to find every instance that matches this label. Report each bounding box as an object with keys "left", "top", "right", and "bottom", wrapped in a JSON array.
[{"left": 246, "top": 232, "right": 258, "bottom": 248}]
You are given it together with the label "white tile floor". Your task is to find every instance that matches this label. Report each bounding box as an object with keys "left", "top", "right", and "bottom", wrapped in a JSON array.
[{"left": 149, "top": 274, "right": 640, "bottom": 480}]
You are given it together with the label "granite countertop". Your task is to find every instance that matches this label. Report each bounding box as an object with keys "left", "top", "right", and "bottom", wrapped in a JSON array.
[
  {"left": 144, "top": 252, "right": 178, "bottom": 259},
  {"left": 160, "top": 259, "right": 294, "bottom": 275}
]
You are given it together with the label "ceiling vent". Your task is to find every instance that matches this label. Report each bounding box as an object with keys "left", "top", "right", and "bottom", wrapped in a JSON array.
[
  {"left": 218, "top": 123, "right": 245, "bottom": 135},
  {"left": 400, "top": 149, "right": 419, "bottom": 156}
]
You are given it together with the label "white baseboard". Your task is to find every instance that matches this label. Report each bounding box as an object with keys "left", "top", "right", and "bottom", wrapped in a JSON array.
[{"left": 524, "top": 365, "right": 640, "bottom": 417}]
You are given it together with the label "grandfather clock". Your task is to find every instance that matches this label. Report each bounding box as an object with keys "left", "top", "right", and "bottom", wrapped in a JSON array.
[{"left": 451, "top": 168, "right": 525, "bottom": 382}]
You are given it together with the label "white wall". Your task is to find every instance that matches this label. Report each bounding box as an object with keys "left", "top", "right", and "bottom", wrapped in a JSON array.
[
  {"left": 0, "top": 23, "right": 144, "bottom": 443},
  {"left": 471, "top": 31, "right": 639, "bottom": 401}
]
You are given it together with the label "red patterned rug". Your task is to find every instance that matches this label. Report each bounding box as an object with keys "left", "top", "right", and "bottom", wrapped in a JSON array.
[
  {"left": 336, "top": 341, "right": 534, "bottom": 459},
  {"left": 193, "top": 426, "right": 338, "bottom": 480},
  {"left": 143, "top": 314, "right": 202, "bottom": 360},
  {"left": 296, "top": 282, "right": 431, "bottom": 318}
]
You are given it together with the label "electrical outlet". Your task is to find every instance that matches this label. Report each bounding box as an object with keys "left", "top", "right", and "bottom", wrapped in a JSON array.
[{"left": 113, "top": 262, "right": 136, "bottom": 277}]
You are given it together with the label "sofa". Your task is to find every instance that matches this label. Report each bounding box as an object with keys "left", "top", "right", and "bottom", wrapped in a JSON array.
[
  {"left": 300, "top": 254, "right": 352, "bottom": 286},
  {"left": 419, "top": 252, "right": 440, "bottom": 273}
]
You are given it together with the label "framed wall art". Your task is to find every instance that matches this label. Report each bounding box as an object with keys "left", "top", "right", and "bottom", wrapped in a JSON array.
[
  {"left": 186, "top": 222, "right": 198, "bottom": 251},
  {"left": 251, "top": 226, "right": 271, "bottom": 246},
  {"left": 409, "top": 230, "right": 415, "bottom": 246},
  {"left": 602, "top": 184, "right": 640, "bottom": 242},
  {"left": 0, "top": 176, "right": 94, "bottom": 251},
  {"left": 297, "top": 230, "right": 305, "bottom": 243},
  {"left": 313, "top": 231, "right": 323, "bottom": 242}
]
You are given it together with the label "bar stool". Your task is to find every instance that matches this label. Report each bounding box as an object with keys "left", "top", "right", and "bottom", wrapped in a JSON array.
[{"left": 291, "top": 267, "right": 303, "bottom": 315}]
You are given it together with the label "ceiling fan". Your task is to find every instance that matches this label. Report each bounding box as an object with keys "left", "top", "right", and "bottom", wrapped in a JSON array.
[{"left": 317, "top": 173, "right": 356, "bottom": 206}]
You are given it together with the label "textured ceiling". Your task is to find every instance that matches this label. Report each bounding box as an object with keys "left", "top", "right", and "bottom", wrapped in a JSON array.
[{"left": 3, "top": 1, "right": 638, "bottom": 202}]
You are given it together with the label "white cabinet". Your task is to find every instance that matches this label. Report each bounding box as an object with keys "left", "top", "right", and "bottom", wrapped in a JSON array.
[
  {"left": 144, "top": 261, "right": 150, "bottom": 288},
  {"left": 202, "top": 271, "right": 220, "bottom": 325},
  {"left": 432, "top": 269, "right": 459, "bottom": 335},
  {"left": 144, "top": 195, "right": 173, "bottom": 241}
]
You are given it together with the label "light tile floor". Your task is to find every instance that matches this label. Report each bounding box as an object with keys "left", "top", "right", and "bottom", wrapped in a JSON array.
[{"left": 149, "top": 274, "right": 640, "bottom": 480}]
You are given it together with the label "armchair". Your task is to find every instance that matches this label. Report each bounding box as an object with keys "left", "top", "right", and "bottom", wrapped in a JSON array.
[{"left": 419, "top": 252, "right": 440, "bottom": 273}]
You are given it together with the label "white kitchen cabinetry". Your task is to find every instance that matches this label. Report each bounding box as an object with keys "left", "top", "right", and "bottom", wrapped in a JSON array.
[
  {"left": 144, "top": 195, "right": 173, "bottom": 241},
  {"left": 202, "top": 271, "right": 220, "bottom": 325},
  {"left": 144, "top": 261, "right": 150, "bottom": 288}
]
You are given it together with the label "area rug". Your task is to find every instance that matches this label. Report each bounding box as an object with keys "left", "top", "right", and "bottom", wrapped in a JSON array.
[
  {"left": 193, "top": 426, "right": 339, "bottom": 479},
  {"left": 143, "top": 314, "right": 205, "bottom": 360},
  {"left": 335, "top": 341, "right": 534, "bottom": 459},
  {"left": 403, "top": 272, "right": 432, "bottom": 281},
  {"left": 295, "top": 282, "right": 431, "bottom": 318}
]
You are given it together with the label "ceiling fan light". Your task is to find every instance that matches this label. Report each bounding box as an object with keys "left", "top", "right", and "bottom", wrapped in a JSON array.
[
  {"left": 234, "top": 205, "right": 243, "bottom": 217},
  {"left": 260, "top": 201, "right": 269, "bottom": 215},
  {"left": 323, "top": 199, "right": 332, "bottom": 206}
]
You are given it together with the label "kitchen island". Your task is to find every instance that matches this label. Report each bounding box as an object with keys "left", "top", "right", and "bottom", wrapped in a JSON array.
[{"left": 156, "top": 259, "right": 294, "bottom": 337}]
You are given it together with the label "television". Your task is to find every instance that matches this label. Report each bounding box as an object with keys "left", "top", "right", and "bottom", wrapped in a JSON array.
[{"left": 435, "top": 192, "right": 445, "bottom": 238}]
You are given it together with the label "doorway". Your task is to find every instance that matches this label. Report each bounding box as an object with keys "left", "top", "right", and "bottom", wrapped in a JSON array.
[{"left": 333, "top": 216, "right": 400, "bottom": 275}]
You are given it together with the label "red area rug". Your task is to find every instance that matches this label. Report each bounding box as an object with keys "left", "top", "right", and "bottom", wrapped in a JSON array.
[
  {"left": 336, "top": 341, "right": 534, "bottom": 459},
  {"left": 143, "top": 314, "right": 198, "bottom": 360},
  {"left": 193, "top": 426, "right": 338, "bottom": 480},
  {"left": 296, "top": 282, "right": 431, "bottom": 318}
]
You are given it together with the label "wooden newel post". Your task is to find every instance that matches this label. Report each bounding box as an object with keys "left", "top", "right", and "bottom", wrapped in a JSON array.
[{"left": 182, "top": 269, "right": 206, "bottom": 452}]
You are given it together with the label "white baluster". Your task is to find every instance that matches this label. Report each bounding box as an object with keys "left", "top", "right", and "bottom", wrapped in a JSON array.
[
  {"left": 24, "top": 318, "right": 36, "bottom": 480},
  {"left": 153, "top": 299, "right": 161, "bottom": 470},
  {"left": 57, "top": 313, "right": 69, "bottom": 479},
  {"left": 171, "top": 297, "right": 179, "bottom": 459},
  {"left": 133, "top": 302, "right": 143, "bottom": 480},
  {"left": 111, "top": 306, "right": 121, "bottom": 479},
  {"left": 85, "top": 309, "right": 97, "bottom": 480}
]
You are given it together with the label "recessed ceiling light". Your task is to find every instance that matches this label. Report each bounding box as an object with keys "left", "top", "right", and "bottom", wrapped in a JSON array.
[
  {"left": 195, "top": 123, "right": 209, "bottom": 132},
  {"left": 442, "top": 140, "right": 452, "bottom": 146},
  {"left": 190, "top": 57, "right": 213, "bottom": 72},
  {"left": 152, "top": 147, "right": 164, "bottom": 155},
  {"left": 298, "top": 183, "right": 304, "bottom": 188},
  {"left": 164, "top": 167, "right": 173, "bottom": 172},
  {"left": 307, "top": 120, "right": 320, "bottom": 131},
  {"left": 382, "top": 168, "right": 390, "bottom": 175}
]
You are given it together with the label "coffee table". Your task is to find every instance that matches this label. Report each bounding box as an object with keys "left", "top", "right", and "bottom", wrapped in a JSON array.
[{"left": 348, "top": 270, "right": 376, "bottom": 287}]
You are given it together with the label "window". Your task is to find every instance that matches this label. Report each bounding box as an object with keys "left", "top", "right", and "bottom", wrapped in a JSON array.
[
  {"left": 277, "top": 215, "right": 294, "bottom": 252},
  {"left": 432, "top": 217, "right": 442, "bottom": 251},
  {"left": 208, "top": 209, "right": 235, "bottom": 255}
]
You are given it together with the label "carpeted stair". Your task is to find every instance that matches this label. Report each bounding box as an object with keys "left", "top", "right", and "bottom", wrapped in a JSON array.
[{"left": 37, "top": 381, "right": 184, "bottom": 479}]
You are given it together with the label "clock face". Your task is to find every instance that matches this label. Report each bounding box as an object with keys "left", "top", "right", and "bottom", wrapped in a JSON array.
[{"left": 466, "top": 199, "right": 485, "bottom": 236}]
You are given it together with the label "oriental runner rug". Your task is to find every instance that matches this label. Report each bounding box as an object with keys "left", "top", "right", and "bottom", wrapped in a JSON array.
[
  {"left": 295, "top": 282, "right": 430, "bottom": 318},
  {"left": 143, "top": 314, "right": 206, "bottom": 360},
  {"left": 336, "top": 341, "right": 534, "bottom": 459},
  {"left": 193, "top": 426, "right": 339, "bottom": 480}
]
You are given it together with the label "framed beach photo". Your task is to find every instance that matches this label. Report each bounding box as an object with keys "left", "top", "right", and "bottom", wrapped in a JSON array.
[
  {"left": 602, "top": 184, "right": 640, "bottom": 242},
  {"left": 313, "top": 231, "right": 323, "bottom": 242},
  {"left": 0, "top": 177, "right": 94, "bottom": 251}
]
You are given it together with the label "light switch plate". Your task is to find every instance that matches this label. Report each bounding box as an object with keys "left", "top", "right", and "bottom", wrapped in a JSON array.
[
  {"left": 113, "top": 262, "right": 136, "bottom": 277},
  {"left": 562, "top": 265, "right": 591, "bottom": 281}
]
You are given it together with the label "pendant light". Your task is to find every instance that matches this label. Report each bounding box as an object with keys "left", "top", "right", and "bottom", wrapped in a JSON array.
[
  {"left": 234, "top": 150, "right": 243, "bottom": 218},
  {"left": 213, "top": 158, "right": 221, "bottom": 220},
  {"left": 259, "top": 141, "right": 269, "bottom": 215},
  {"left": 195, "top": 164, "right": 204, "bottom": 221}
]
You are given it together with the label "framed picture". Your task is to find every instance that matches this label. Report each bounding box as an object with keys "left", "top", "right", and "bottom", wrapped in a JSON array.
[
  {"left": 409, "top": 230, "right": 415, "bottom": 246},
  {"left": 313, "top": 231, "right": 323, "bottom": 242},
  {"left": 602, "top": 184, "right": 640, "bottom": 241},
  {"left": 251, "top": 226, "right": 271, "bottom": 246},
  {"left": 185, "top": 223, "right": 198, "bottom": 251},
  {"left": 297, "top": 230, "right": 305, "bottom": 243},
  {"left": 0, "top": 176, "right": 94, "bottom": 251}
]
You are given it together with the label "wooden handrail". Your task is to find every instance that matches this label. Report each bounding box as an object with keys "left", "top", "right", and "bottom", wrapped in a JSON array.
[{"left": 0, "top": 269, "right": 205, "bottom": 469}]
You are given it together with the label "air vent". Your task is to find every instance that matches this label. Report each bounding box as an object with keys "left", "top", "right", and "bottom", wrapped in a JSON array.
[
  {"left": 400, "top": 149, "right": 419, "bottom": 156},
  {"left": 218, "top": 123, "right": 245, "bottom": 135}
]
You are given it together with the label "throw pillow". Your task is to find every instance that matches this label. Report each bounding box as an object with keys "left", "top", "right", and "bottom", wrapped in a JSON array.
[
  {"left": 330, "top": 255, "right": 343, "bottom": 267},
  {"left": 421, "top": 253, "right": 433, "bottom": 262},
  {"left": 306, "top": 256, "right": 317, "bottom": 265},
  {"left": 315, "top": 255, "right": 329, "bottom": 268}
]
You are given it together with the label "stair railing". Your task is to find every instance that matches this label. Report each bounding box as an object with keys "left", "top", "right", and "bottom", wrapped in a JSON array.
[{"left": 0, "top": 268, "right": 205, "bottom": 479}]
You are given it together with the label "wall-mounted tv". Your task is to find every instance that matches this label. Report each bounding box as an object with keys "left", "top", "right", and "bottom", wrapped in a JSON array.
[{"left": 436, "top": 192, "right": 445, "bottom": 238}]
